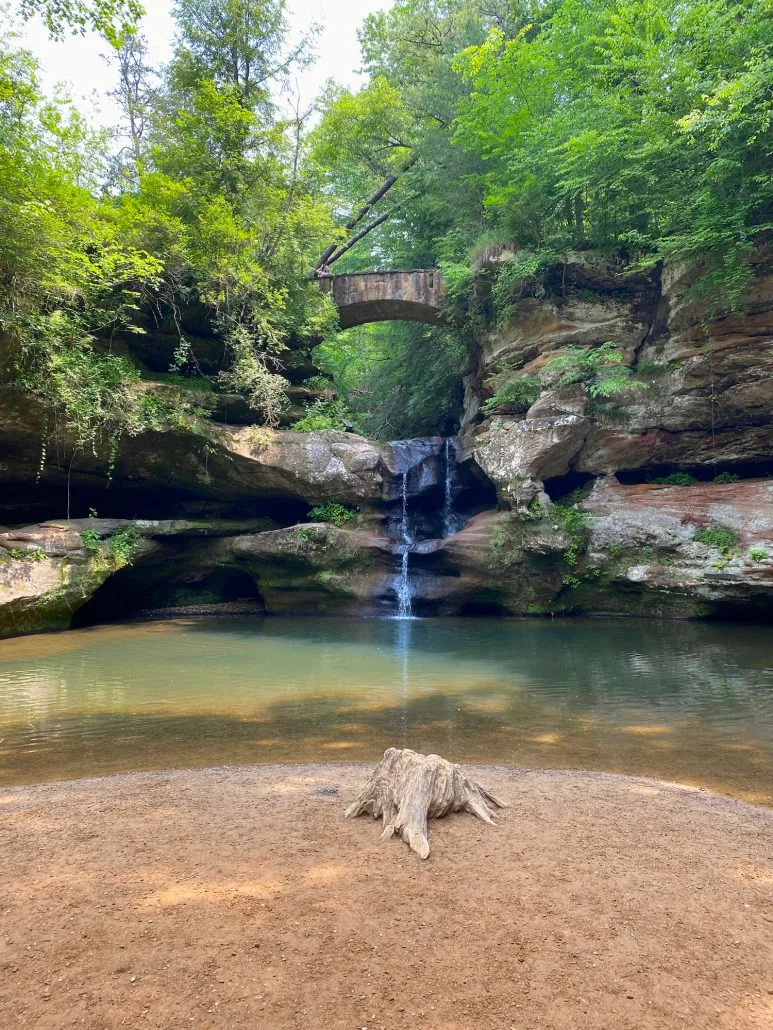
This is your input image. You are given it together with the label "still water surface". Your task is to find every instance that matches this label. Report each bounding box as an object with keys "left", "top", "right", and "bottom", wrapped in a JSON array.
[{"left": 1, "top": 617, "right": 772, "bottom": 803}]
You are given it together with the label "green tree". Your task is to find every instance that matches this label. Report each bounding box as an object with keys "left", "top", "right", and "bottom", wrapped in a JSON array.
[
  {"left": 170, "top": 0, "right": 315, "bottom": 114},
  {"left": 453, "top": 0, "right": 772, "bottom": 304},
  {"left": 105, "top": 29, "right": 157, "bottom": 177},
  {"left": 314, "top": 321, "right": 465, "bottom": 438},
  {"left": 19, "top": 0, "right": 143, "bottom": 44},
  {"left": 0, "top": 40, "right": 164, "bottom": 450},
  {"left": 0, "top": 0, "right": 337, "bottom": 445},
  {"left": 114, "top": 0, "right": 337, "bottom": 421},
  {"left": 310, "top": 1, "right": 522, "bottom": 272}
]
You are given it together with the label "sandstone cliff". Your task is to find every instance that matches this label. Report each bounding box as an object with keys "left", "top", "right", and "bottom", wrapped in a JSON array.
[{"left": 1, "top": 251, "right": 770, "bottom": 635}]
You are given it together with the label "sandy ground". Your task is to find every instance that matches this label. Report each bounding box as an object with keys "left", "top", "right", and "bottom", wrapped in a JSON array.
[{"left": 1, "top": 765, "right": 772, "bottom": 1030}]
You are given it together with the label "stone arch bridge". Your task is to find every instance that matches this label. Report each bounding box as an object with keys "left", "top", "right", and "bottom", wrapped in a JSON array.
[{"left": 320, "top": 269, "right": 445, "bottom": 329}]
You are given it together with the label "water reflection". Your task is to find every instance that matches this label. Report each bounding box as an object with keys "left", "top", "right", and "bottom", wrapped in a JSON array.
[
  {"left": 0, "top": 617, "right": 771, "bottom": 803},
  {"left": 396, "top": 616, "right": 411, "bottom": 747}
]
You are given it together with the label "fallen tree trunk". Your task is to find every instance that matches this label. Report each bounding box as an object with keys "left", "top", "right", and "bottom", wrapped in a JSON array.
[{"left": 345, "top": 748, "right": 506, "bottom": 859}]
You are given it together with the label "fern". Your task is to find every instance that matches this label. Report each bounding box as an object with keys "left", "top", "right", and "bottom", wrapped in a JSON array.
[{"left": 544, "top": 342, "right": 646, "bottom": 399}]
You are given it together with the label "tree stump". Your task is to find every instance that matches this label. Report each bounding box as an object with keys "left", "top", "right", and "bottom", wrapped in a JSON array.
[{"left": 344, "top": 747, "right": 506, "bottom": 858}]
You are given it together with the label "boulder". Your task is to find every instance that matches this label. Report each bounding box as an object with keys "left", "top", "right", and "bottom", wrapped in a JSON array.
[
  {"left": 472, "top": 415, "right": 590, "bottom": 506},
  {"left": 0, "top": 521, "right": 160, "bottom": 637},
  {"left": 402, "top": 511, "right": 568, "bottom": 615},
  {"left": 226, "top": 523, "right": 394, "bottom": 615},
  {"left": 583, "top": 477, "right": 773, "bottom": 546}
]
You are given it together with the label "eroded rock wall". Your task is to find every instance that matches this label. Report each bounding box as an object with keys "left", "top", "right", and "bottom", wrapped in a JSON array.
[
  {"left": 394, "top": 479, "right": 773, "bottom": 618},
  {"left": 462, "top": 250, "right": 773, "bottom": 503},
  {"left": 0, "top": 392, "right": 391, "bottom": 523},
  {"left": 0, "top": 518, "right": 400, "bottom": 635}
]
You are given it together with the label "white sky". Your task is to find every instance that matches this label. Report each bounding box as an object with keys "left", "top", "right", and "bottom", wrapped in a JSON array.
[{"left": 6, "top": 0, "right": 394, "bottom": 127}]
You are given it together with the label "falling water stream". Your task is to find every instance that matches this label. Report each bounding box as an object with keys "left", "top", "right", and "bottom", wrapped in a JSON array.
[
  {"left": 396, "top": 472, "right": 413, "bottom": 618},
  {"left": 442, "top": 437, "right": 464, "bottom": 538},
  {"left": 389, "top": 438, "right": 462, "bottom": 619},
  {"left": 442, "top": 437, "right": 454, "bottom": 538}
]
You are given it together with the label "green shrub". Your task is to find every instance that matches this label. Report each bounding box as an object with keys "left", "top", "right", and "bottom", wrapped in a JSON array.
[
  {"left": 748, "top": 547, "right": 768, "bottom": 562},
  {"left": 585, "top": 400, "right": 631, "bottom": 423},
  {"left": 651, "top": 472, "right": 698, "bottom": 486},
  {"left": 552, "top": 504, "right": 590, "bottom": 568},
  {"left": 694, "top": 526, "right": 738, "bottom": 556},
  {"left": 302, "top": 375, "right": 334, "bottom": 392},
  {"left": 713, "top": 472, "right": 740, "bottom": 484},
  {"left": 8, "top": 547, "right": 48, "bottom": 561},
  {"left": 635, "top": 361, "right": 668, "bottom": 376},
  {"left": 247, "top": 426, "right": 272, "bottom": 451},
  {"left": 544, "top": 342, "right": 645, "bottom": 398},
  {"left": 80, "top": 528, "right": 101, "bottom": 551},
  {"left": 482, "top": 375, "right": 540, "bottom": 415},
  {"left": 314, "top": 320, "right": 465, "bottom": 439},
  {"left": 292, "top": 399, "right": 361, "bottom": 433},
  {"left": 491, "top": 251, "right": 545, "bottom": 325},
  {"left": 308, "top": 502, "right": 358, "bottom": 528},
  {"left": 489, "top": 517, "right": 523, "bottom": 567},
  {"left": 108, "top": 527, "right": 141, "bottom": 568}
]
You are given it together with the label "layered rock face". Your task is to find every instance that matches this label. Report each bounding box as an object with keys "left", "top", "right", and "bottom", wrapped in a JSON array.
[
  {"left": 428, "top": 250, "right": 773, "bottom": 619},
  {"left": 0, "top": 392, "right": 390, "bottom": 522},
  {"left": 0, "top": 517, "right": 398, "bottom": 635},
  {"left": 0, "top": 401, "right": 399, "bottom": 633},
  {"left": 5, "top": 474, "right": 771, "bottom": 634},
  {"left": 406, "top": 479, "right": 773, "bottom": 618},
  {"left": 462, "top": 250, "right": 773, "bottom": 501}
]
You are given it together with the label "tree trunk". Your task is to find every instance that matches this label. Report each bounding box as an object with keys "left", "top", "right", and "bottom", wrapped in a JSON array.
[
  {"left": 324, "top": 191, "right": 424, "bottom": 267},
  {"left": 313, "top": 154, "right": 419, "bottom": 270},
  {"left": 345, "top": 748, "right": 505, "bottom": 859}
]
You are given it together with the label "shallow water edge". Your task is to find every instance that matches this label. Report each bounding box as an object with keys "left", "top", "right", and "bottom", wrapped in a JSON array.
[{"left": 1, "top": 615, "right": 771, "bottom": 805}]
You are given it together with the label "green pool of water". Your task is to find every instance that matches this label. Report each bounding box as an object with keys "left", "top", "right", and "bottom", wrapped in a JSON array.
[{"left": 1, "top": 616, "right": 772, "bottom": 804}]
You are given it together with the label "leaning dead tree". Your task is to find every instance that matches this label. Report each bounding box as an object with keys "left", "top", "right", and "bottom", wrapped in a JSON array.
[
  {"left": 345, "top": 748, "right": 505, "bottom": 859},
  {"left": 313, "top": 154, "right": 419, "bottom": 272}
]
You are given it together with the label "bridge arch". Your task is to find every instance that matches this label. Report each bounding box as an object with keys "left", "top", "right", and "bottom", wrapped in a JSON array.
[{"left": 321, "top": 269, "right": 445, "bottom": 329}]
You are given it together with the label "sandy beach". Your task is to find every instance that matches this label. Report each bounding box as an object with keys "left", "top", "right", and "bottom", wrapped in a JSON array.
[{"left": 1, "top": 764, "right": 772, "bottom": 1029}]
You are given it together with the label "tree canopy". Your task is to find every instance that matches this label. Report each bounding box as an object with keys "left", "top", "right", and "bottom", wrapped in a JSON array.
[
  {"left": 309, "top": 0, "right": 771, "bottom": 433},
  {"left": 1, "top": 0, "right": 770, "bottom": 444},
  {"left": 19, "top": 0, "right": 144, "bottom": 44},
  {"left": 1, "top": 0, "right": 335, "bottom": 449}
]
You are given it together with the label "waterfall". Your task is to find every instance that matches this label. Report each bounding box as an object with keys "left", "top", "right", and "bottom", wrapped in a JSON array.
[
  {"left": 442, "top": 437, "right": 457, "bottom": 538},
  {"left": 388, "top": 440, "right": 432, "bottom": 620},
  {"left": 395, "top": 472, "right": 413, "bottom": 618},
  {"left": 386, "top": 437, "right": 465, "bottom": 618}
]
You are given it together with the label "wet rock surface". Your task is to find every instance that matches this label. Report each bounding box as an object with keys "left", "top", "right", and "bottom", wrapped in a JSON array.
[
  {"left": 0, "top": 518, "right": 399, "bottom": 635},
  {"left": 380, "top": 479, "right": 773, "bottom": 618}
]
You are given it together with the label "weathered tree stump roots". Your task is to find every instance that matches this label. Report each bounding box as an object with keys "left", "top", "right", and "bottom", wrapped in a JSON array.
[{"left": 345, "top": 748, "right": 506, "bottom": 858}]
